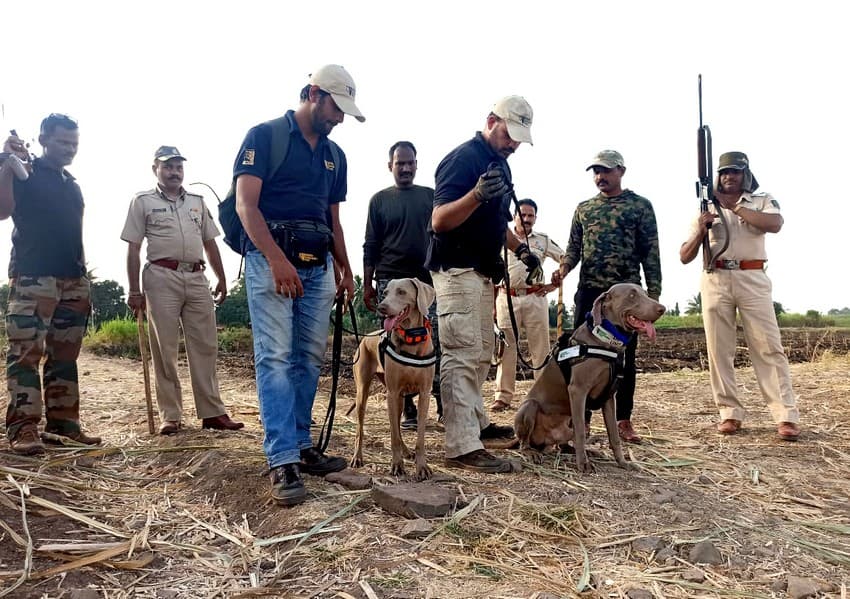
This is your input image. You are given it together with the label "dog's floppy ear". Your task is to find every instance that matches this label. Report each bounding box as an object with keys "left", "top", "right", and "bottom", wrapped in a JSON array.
[
  {"left": 411, "top": 278, "right": 436, "bottom": 317},
  {"left": 591, "top": 291, "right": 608, "bottom": 325}
]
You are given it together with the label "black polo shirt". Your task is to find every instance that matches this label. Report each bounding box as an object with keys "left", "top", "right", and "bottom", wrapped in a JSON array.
[
  {"left": 9, "top": 157, "right": 86, "bottom": 278},
  {"left": 232, "top": 110, "right": 347, "bottom": 224},
  {"left": 425, "top": 132, "right": 512, "bottom": 275}
]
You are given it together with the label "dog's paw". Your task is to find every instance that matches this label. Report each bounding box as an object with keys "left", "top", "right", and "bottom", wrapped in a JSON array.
[
  {"left": 350, "top": 456, "right": 364, "bottom": 469},
  {"left": 390, "top": 462, "right": 406, "bottom": 477},
  {"left": 415, "top": 464, "right": 433, "bottom": 481},
  {"left": 521, "top": 448, "right": 545, "bottom": 464},
  {"left": 576, "top": 458, "right": 595, "bottom": 474},
  {"left": 618, "top": 460, "right": 637, "bottom": 470}
]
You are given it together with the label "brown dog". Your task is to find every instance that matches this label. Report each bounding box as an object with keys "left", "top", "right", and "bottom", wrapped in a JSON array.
[
  {"left": 515, "top": 283, "right": 665, "bottom": 472},
  {"left": 350, "top": 278, "right": 436, "bottom": 480}
]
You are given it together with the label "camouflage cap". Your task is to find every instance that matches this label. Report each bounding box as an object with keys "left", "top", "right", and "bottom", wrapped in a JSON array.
[
  {"left": 717, "top": 151, "right": 749, "bottom": 171},
  {"left": 586, "top": 150, "right": 625, "bottom": 171},
  {"left": 154, "top": 146, "right": 186, "bottom": 161}
]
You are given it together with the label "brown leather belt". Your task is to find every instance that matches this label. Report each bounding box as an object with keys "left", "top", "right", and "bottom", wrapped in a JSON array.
[
  {"left": 151, "top": 259, "right": 205, "bottom": 272},
  {"left": 715, "top": 259, "right": 765, "bottom": 270},
  {"left": 500, "top": 285, "right": 544, "bottom": 296}
]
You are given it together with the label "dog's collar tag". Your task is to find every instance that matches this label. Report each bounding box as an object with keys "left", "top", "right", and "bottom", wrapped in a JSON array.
[{"left": 591, "top": 324, "right": 623, "bottom": 347}]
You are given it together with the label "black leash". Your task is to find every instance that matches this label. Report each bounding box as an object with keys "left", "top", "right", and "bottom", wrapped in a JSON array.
[
  {"left": 493, "top": 162, "right": 551, "bottom": 373},
  {"left": 317, "top": 298, "right": 345, "bottom": 452}
]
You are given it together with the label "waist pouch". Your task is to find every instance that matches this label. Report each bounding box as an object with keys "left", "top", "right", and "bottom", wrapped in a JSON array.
[
  {"left": 479, "top": 256, "right": 505, "bottom": 285},
  {"left": 269, "top": 220, "right": 333, "bottom": 268}
]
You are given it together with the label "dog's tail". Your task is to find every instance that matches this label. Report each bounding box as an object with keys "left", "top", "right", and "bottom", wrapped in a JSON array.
[{"left": 514, "top": 399, "right": 540, "bottom": 448}]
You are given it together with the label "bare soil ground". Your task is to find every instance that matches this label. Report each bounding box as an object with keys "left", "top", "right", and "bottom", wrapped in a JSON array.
[{"left": 1, "top": 331, "right": 849, "bottom": 598}]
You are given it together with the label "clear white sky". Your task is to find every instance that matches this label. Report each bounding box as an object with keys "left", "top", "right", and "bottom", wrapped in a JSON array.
[{"left": 2, "top": 1, "right": 846, "bottom": 314}]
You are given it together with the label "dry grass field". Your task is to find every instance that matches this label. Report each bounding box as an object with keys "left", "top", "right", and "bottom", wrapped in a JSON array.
[{"left": 1, "top": 333, "right": 848, "bottom": 598}]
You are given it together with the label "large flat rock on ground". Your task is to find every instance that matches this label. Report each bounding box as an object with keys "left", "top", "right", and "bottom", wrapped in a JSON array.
[{"left": 372, "top": 483, "right": 463, "bottom": 518}]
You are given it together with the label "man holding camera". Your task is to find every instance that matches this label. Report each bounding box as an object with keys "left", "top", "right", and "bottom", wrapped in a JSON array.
[{"left": 425, "top": 96, "right": 541, "bottom": 473}]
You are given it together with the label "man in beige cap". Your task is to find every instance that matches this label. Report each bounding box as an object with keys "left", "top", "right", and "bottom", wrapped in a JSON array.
[
  {"left": 558, "top": 150, "right": 662, "bottom": 443},
  {"left": 232, "top": 65, "right": 363, "bottom": 506},
  {"left": 122, "top": 146, "right": 243, "bottom": 435},
  {"left": 680, "top": 151, "right": 800, "bottom": 441},
  {"left": 425, "top": 95, "right": 541, "bottom": 474}
]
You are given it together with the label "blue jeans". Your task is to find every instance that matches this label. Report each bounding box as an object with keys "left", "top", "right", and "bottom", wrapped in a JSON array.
[{"left": 245, "top": 250, "right": 336, "bottom": 468}]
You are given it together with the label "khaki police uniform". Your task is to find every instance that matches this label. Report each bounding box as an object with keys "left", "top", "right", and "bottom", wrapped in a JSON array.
[
  {"left": 693, "top": 191, "right": 799, "bottom": 424},
  {"left": 495, "top": 230, "right": 564, "bottom": 406},
  {"left": 120, "top": 187, "right": 228, "bottom": 423}
]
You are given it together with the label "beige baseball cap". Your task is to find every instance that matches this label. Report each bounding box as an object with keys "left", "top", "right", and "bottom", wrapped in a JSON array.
[
  {"left": 492, "top": 95, "right": 533, "bottom": 144},
  {"left": 586, "top": 149, "right": 625, "bottom": 170},
  {"left": 309, "top": 64, "right": 365, "bottom": 122}
]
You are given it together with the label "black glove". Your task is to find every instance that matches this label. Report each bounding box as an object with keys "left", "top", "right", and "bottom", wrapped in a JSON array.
[
  {"left": 474, "top": 169, "right": 508, "bottom": 204},
  {"left": 514, "top": 243, "right": 543, "bottom": 285}
]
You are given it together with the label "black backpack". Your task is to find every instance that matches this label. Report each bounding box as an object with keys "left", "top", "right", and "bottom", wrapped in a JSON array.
[{"left": 218, "top": 116, "right": 341, "bottom": 255}]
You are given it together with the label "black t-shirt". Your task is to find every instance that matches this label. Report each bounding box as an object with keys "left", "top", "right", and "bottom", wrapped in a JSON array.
[
  {"left": 363, "top": 184, "right": 434, "bottom": 283},
  {"left": 425, "top": 132, "right": 511, "bottom": 275},
  {"left": 9, "top": 158, "right": 86, "bottom": 278}
]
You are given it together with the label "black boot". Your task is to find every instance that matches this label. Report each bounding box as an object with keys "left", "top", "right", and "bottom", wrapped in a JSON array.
[{"left": 401, "top": 394, "right": 418, "bottom": 430}]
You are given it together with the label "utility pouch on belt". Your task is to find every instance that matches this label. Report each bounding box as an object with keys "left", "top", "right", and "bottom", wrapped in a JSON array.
[{"left": 269, "top": 220, "right": 333, "bottom": 268}]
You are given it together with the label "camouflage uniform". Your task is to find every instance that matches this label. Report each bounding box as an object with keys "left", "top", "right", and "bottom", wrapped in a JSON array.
[
  {"left": 563, "top": 189, "right": 661, "bottom": 422},
  {"left": 4, "top": 153, "right": 92, "bottom": 444},
  {"left": 5, "top": 276, "right": 91, "bottom": 438},
  {"left": 563, "top": 190, "right": 662, "bottom": 298}
]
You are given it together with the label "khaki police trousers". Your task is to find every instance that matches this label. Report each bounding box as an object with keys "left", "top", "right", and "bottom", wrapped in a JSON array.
[
  {"left": 495, "top": 290, "right": 551, "bottom": 405},
  {"left": 142, "top": 264, "right": 226, "bottom": 423},
  {"left": 701, "top": 269, "right": 799, "bottom": 424},
  {"left": 432, "top": 268, "right": 493, "bottom": 458}
]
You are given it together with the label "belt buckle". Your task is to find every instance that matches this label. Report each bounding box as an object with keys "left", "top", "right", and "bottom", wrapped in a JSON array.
[
  {"left": 724, "top": 259, "right": 740, "bottom": 270},
  {"left": 176, "top": 262, "right": 194, "bottom": 272}
]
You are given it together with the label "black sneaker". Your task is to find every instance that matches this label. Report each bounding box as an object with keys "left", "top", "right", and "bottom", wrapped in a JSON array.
[
  {"left": 480, "top": 423, "right": 515, "bottom": 440},
  {"left": 270, "top": 463, "right": 307, "bottom": 506},
  {"left": 299, "top": 447, "right": 347, "bottom": 476},
  {"left": 445, "top": 449, "right": 520, "bottom": 473}
]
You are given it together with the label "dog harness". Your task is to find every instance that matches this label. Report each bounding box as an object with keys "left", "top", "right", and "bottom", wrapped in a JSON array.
[
  {"left": 379, "top": 319, "right": 437, "bottom": 369},
  {"left": 554, "top": 313, "right": 634, "bottom": 411}
]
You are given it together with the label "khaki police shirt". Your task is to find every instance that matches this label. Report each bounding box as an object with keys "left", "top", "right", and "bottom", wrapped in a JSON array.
[
  {"left": 505, "top": 229, "right": 565, "bottom": 290},
  {"left": 120, "top": 187, "right": 219, "bottom": 263},
  {"left": 689, "top": 191, "right": 780, "bottom": 262}
]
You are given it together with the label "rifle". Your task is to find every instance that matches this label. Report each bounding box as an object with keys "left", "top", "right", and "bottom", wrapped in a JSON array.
[{"left": 695, "top": 75, "right": 717, "bottom": 272}]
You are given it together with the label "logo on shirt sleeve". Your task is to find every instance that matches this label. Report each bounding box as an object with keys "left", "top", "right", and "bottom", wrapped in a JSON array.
[
  {"left": 324, "top": 160, "right": 335, "bottom": 172},
  {"left": 242, "top": 149, "right": 256, "bottom": 166}
]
